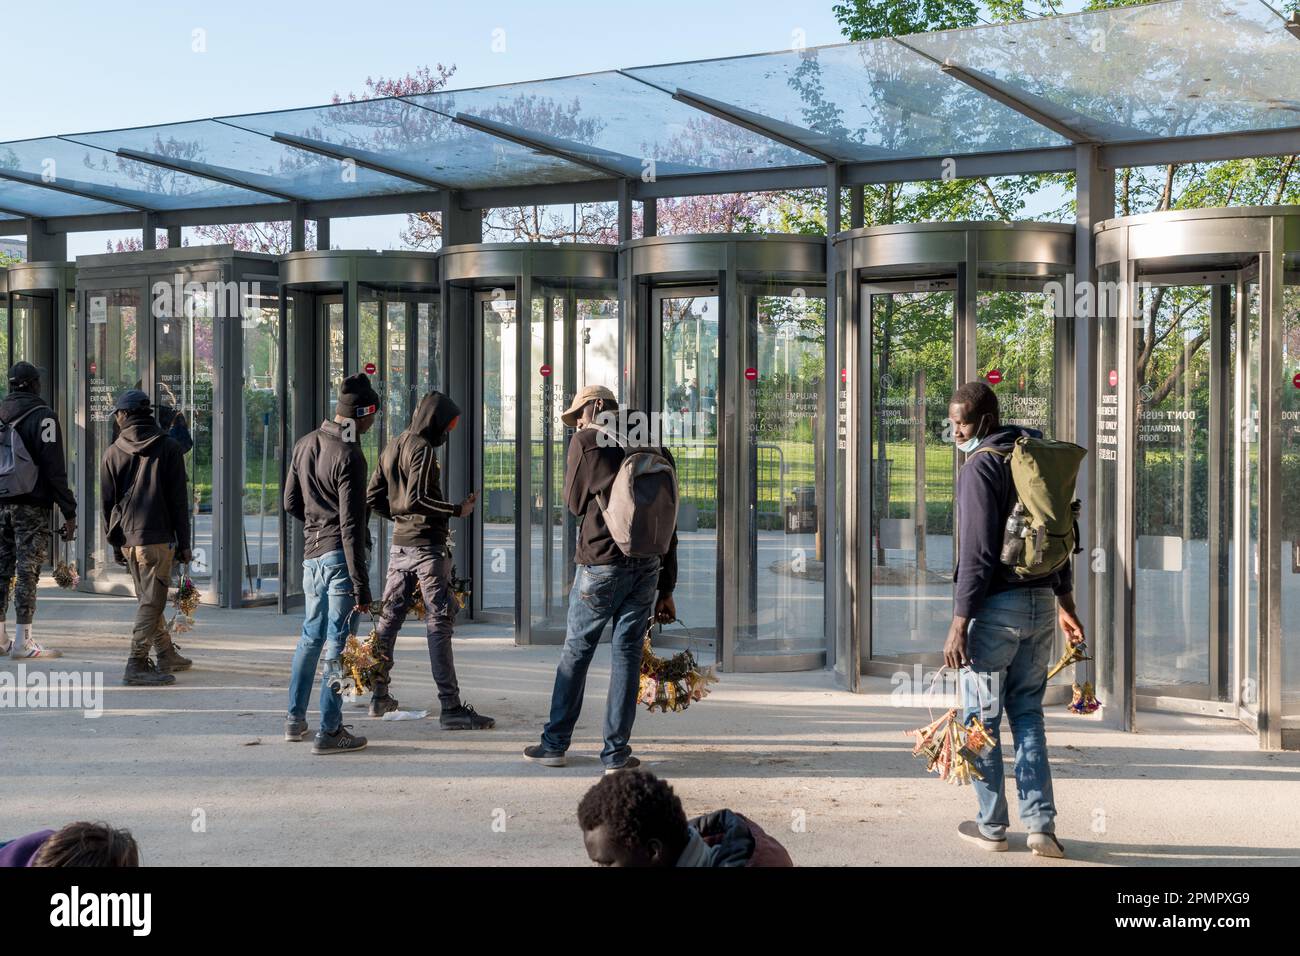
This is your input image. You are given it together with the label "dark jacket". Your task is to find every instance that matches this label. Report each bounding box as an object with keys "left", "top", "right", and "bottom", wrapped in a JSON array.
[
  {"left": 0, "top": 829, "right": 54, "bottom": 867},
  {"left": 676, "top": 811, "right": 794, "bottom": 868},
  {"left": 367, "top": 392, "right": 464, "bottom": 550},
  {"left": 953, "top": 425, "right": 1073, "bottom": 619},
  {"left": 564, "top": 418, "right": 677, "bottom": 596},
  {"left": 100, "top": 412, "right": 191, "bottom": 551},
  {"left": 0, "top": 389, "right": 75, "bottom": 518},
  {"left": 283, "top": 420, "right": 371, "bottom": 606}
]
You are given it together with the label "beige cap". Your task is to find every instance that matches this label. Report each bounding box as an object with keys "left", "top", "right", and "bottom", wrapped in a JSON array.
[{"left": 560, "top": 384, "right": 616, "bottom": 427}]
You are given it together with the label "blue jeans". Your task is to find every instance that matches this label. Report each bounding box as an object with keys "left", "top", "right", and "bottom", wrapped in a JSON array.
[
  {"left": 960, "top": 587, "right": 1059, "bottom": 839},
  {"left": 540, "top": 558, "right": 661, "bottom": 767},
  {"left": 287, "top": 550, "right": 358, "bottom": 734}
]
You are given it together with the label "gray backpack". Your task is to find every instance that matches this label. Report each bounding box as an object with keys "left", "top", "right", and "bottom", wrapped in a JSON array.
[
  {"left": 0, "top": 406, "right": 44, "bottom": 498},
  {"left": 589, "top": 425, "right": 679, "bottom": 558}
]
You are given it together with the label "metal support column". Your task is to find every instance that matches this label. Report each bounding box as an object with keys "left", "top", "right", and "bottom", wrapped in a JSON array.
[
  {"left": 825, "top": 163, "right": 850, "bottom": 686},
  {"left": 316, "top": 218, "right": 330, "bottom": 251},
  {"left": 643, "top": 199, "right": 657, "bottom": 237},
  {"left": 440, "top": 192, "right": 482, "bottom": 246},
  {"left": 166, "top": 225, "right": 182, "bottom": 249},
  {"left": 1259, "top": 219, "right": 1285, "bottom": 749},
  {"left": 617, "top": 180, "right": 633, "bottom": 244},
  {"left": 24, "top": 219, "right": 67, "bottom": 261},
  {"left": 142, "top": 213, "right": 156, "bottom": 250},
  {"left": 290, "top": 204, "right": 306, "bottom": 253}
]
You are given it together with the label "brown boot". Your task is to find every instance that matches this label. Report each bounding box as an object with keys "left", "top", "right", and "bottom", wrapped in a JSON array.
[{"left": 155, "top": 637, "right": 193, "bottom": 672}]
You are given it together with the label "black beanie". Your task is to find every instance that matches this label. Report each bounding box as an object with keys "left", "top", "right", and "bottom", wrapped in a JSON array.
[{"left": 336, "top": 373, "right": 380, "bottom": 419}]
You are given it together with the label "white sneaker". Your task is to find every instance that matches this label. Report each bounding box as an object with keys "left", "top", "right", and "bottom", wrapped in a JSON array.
[{"left": 10, "top": 637, "right": 62, "bottom": 659}]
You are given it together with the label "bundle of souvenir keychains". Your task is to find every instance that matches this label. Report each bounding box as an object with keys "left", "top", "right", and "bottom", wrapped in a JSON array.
[
  {"left": 637, "top": 618, "right": 717, "bottom": 713},
  {"left": 339, "top": 601, "right": 386, "bottom": 695},
  {"left": 169, "top": 570, "right": 200, "bottom": 634},
  {"left": 52, "top": 534, "right": 79, "bottom": 590},
  {"left": 906, "top": 707, "right": 996, "bottom": 786},
  {"left": 1048, "top": 640, "right": 1101, "bottom": 714}
]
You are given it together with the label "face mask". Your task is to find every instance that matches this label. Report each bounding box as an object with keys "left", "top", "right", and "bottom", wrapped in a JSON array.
[{"left": 956, "top": 435, "right": 981, "bottom": 454}]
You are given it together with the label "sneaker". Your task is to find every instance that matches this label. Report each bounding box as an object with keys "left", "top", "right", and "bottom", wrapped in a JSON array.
[
  {"left": 312, "top": 725, "right": 368, "bottom": 755},
  {"left": 1027, "top": 832, "right": 1066, "bottom": 859},
  {"left": 603, "top": 755, "right": 641, "bottom": 775},
  {"left": 524, "top": 744, "right": 567, "bottom": 767},
  {"left": 11, "top": 637, "right": 62, "bottom": 659},
  {"left": 957, "top": 820, "right": 1008, "bottom": 852},
  {"left": 368, "top": 695, "right": 399, "bottom": 718},
  {"left": 156, "top": 643, "right": 193, "bottom": 672},
  {"left": 123, "top": 658, "right": 176, "bottom": 686},
  {"left": 440, "top": 702, "right": 495, "bottom": 730},
  {"left": 284, "top": 718, "right": 311, "bottom": 742}
]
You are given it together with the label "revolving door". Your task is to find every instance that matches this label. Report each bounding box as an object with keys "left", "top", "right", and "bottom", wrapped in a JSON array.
[
  {"left": 75, "top": 245, "right": 280, "bottom": 607},
  {"left": 440, "top": 243, "right": 620, "bottom": 642},
  {"left": 624, "top": 235, "right": 829, "bottom": 672},
  {"left": 278, "top": 250, "right": 442, "bottom": 611},
  {"left": 834, "top": 223, "right": 1077, "bottom": 682},
  {"left": 1095, "top": 206, "right": 1300, "bottom": 750}
]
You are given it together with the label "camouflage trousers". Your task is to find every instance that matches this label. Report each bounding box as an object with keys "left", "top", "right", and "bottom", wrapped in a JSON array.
[{"left": 0, "top": 503, "right": 49, "bottom": 625}]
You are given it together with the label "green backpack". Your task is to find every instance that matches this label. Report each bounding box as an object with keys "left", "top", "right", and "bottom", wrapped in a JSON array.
[{"left": 971, "top": 435, "right": 1087, "bottom": 580}]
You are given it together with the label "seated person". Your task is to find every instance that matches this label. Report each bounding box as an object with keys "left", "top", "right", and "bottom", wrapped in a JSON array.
[
  {"left": 578, "top": 769, "right": 793, "bottom": 867},
  {"left": 0, "top": 821, "right": 140, "bottom": 867}
]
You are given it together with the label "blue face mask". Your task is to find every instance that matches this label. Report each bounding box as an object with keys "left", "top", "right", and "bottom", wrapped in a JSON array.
[{"left": 956, "top": 435, "right": 982, "bottom": 454}]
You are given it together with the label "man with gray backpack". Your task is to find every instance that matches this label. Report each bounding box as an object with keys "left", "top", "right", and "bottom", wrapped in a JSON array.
[
  {"left": 526, "top": 385, "right": 679, "bottom": 773},
  {"left": 942, "top": 381, "right": 1086, "bottom": 860},
  {"left": 0, "top": 362, "right": 76, "bottom": 659}
]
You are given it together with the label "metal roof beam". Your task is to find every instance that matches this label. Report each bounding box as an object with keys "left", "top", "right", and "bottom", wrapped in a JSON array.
[
  {"left": 254, "top": 127, "right": 455, "bottom": 192},
  {"left": 108, "top": 145, "right": 309, "bottom": 202},
  {"left": 450, "top": 111, "right": 626, "bottom": 179}
]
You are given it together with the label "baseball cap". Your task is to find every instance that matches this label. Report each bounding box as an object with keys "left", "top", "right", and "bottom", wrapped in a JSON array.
[{"left": 560, "top": 384, "right": 617, "bottom": 428}]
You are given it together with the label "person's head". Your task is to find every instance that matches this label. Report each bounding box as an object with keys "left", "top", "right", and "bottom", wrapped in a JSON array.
[
  {"left": 577, "top": 770, "right": 689, "bottom": 867},
  {"left": 560, "top": 384, "right": 617, "bottom": 430},
  {"left": 948, "top": 381, "right": 1000, "bottom": 451},
  {"left": 32, "top": 821, "right": 140, "bottom": 867},
  {"left": 112, "top": 388, "right": 151, "bottom": 430},
  {"left": 7, "top": 361, "right": 42, "bottom": 394},
  {"left": 335, "top": 373, "right": 381, "bottom": 436}
]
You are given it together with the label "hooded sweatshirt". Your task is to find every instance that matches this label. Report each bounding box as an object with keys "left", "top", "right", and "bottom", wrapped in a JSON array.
[
  {"left": 0, "top": 389, "right": 75, "bottom": 517},
  {"left": 675, "top": 811, "right": 794, "bottom": 867},
  {"left": 100, "top": 411, "right": 191, "bottom": 551},
  {"left": 953, "top": 424, "right": 1073, "bottom": 619},
  {"left": 0, "top": 829, "right": 55, "bottom": 867},
  {"left": 367, "top": 392, "right": 464, "bottom": 550}
]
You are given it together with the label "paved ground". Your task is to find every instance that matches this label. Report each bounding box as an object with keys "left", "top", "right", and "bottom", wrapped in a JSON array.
[{"left": 4, "top": 585, "right": 1299, "bottom": 867}]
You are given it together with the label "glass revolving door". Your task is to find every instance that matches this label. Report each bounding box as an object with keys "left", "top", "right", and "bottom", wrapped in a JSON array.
[{"left": 440, "top": 243, "right": 619, "bottom": 642}]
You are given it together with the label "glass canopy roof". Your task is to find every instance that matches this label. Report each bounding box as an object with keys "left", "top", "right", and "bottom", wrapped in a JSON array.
[{"left": 0, "top": 0, "right": 1295, "bottom": 223}]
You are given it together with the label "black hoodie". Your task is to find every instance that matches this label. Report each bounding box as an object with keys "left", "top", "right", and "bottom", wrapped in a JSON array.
[
  {"left": 367, "top": 392, "right": 464, "bottom": 550},
  {"left": 0, "top": 389, "right": 75, "bottom": 518},
  {"left": 99, "top": 411, "right": 191, "bottom": 551}
]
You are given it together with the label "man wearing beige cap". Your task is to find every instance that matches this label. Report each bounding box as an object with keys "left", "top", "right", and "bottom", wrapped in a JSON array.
[{"left": 526, "top": 385, "right": 679, "bottom": 773}]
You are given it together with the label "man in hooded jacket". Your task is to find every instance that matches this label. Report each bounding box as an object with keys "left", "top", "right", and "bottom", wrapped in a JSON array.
[
  {"left": 365, "top": 391, "right": 495, "bottom": 730},
  {"left": 100, "top": 389, "right": 193, "bottom": 686}
]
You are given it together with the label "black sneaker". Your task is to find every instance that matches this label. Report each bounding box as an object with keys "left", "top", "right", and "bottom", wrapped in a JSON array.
[
  {"left": 368, "top": 695, "right": 399, "bottom": 718},
  {"left": 123, "top": 658, "right": 176, "bottom": 686},
  {"left": 524, "top": 744, "right": 566, "bottom": 767},
  {"left": 312, "top": 725, "right": 368, "bottom": 755},
  {"left": 957, "top": 820, "right": 1008, "bottom": 852},
  {"left": 441, "top": 703, "right": 495, "bottom": 730},
  {"left": 284, "top": 718, "right": 310, "bottom": 741},
  {"left": 603, "top": 755, "right": 641, "bottom": 775},
  {"left": 1027, "top": 832, "right": 1066, "bottom": 859}
]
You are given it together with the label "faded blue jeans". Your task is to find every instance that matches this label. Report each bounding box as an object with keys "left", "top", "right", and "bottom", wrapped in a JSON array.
[
  {"left": 540, "top": 557, "right": 661, "bottom": 767},
  {"left": 287, "top": 550, "right": 359, "bottom": 734},
  {"left": 960, "top": 586, "right": 1059, "bottom": 839}
]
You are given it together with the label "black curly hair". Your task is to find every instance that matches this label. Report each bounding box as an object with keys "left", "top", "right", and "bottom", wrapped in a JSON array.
[
  {"left": 577, "top": 770, "right": 689, "bottom": 856},
  {"left": 950, "top": 381, "right": 1000, "bottom": 425}
]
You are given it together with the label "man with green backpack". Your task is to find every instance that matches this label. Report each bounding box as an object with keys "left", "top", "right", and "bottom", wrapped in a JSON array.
[{"left": 942, "top": 382, "right": 1086, "bottom": 859}]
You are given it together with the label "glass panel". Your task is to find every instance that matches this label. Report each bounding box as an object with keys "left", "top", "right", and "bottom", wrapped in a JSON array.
[
  {"left": 0, "top": 297, "right": 7, "bottom": 400},
  {"left": 358, "top": 294, "right": 382, "bottom": 597},
  {"left": 660, "top": 292, "right": 718, "bottom": 632},
  {"left": 63, "top": 295, "right": 77, "bottom": 569},
  {"left": 86, "top": 288, "right": 140, "bottom": 580},
  {"left": 0, "top": 178, "right": 137, "bottom": 218},
  {"left": 413, "top": 297, "right": 441, "bottom": 395},
  {"left": 68, "top": 121, "right": 426, "bottom": 202},
  {"left": 738, "top": 287, "right": 826, "bottom": 656},
  {"left": 157, "top": 287, "right": 215, "bottom": 594},
  {"left": 901, "top": 0, "right": 1300, "bottom": 142},
  {"left": 481, "top": 293, "right": 517, "bottom": 614},
  {"left": 869, "top": 289, "right": 955, "bottom": 660},
  {"left": 282, "top": 294, "right": 306, "bottom": 603},
  {"left": 225, "top": 100, "right": 601, "bottom": 190},
  {"left": 324, "top": 298, "right": 345, "bottom": 413},
  {"left": 421, "top": 73, "right": 810, "bottom": 175},
  {"left": 1134, "top": 284, "right": 1214, "bottom": 690},
  {"left": 625, "top": 38, "right": 1065, "bottom": 162},
  {"left": 1282, "top": 280, "right": 1300, "bottom": 719},
  {"left": 1093, "top": 263, "right": 1122, "bottom": 685},
  {"left": 574, "top": 296, "right": 618, "bottom": 393},
  {"left": 976, "top": 285, "right": 1056, "bottom": 437},
  {"left": 529, "top": 290, "right": 565, "bottom": 633},
  {"left": 242, "top": 293, "right": 280, "bottom": 602},
  {"left": 1238, "top": 280, "right": 1261, "bottom": 712}
]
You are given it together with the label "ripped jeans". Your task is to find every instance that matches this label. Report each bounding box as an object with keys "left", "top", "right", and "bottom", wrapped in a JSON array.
[{"left": 287, "top": 550, "right": 359, "bottom": 734}]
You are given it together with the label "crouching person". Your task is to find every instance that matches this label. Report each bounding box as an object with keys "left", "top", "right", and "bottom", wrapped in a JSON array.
[
  {"left": 282, "top": 373, "right": 377, "bottom": 755},
  {"left": 365, "top": 391, "right": 493, "bottom": 729},
  {"left": 578, "top": 770, "right": 793, "bottom": 867},
  {"left": 100, "top": 389, "right": 193, "bottom": 686}
]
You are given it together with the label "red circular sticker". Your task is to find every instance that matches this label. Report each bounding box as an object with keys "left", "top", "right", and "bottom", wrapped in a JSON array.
[
  {"left": 744, "top": 367, "right": 758, "bottom": 382},
  {"left": 841, "top": 368, "right": 848, "bottom": 383},
  {"left": 1293, "top": 371, "right": 1300, "bottom": 390},
  {"left": 364, "top": 362, "right": 377, "bottom": 375},
  {"left": 89, "top": 362, "right": 97, "bottom": 375},
  {"left": 540, "top": 364, "right": 552, "bottom": 377},
  {"left": 986, "top": 368, "right": 1003, "bottom": 385},
  {"left": 1109, "top": 369, "right": 1119, "bottom": 388}
]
